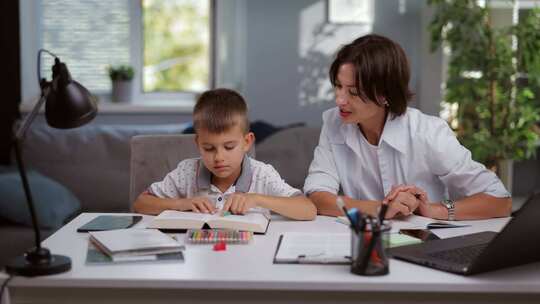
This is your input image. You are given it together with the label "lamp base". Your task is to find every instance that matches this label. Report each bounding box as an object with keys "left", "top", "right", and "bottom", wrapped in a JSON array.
[{"left": 5, "top": 247, "right": 71, "bottom": 277}]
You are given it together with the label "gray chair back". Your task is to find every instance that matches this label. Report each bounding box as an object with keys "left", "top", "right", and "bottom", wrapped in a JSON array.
[{"left": 129, "top": 134, "right": 255, "bottom": 208}]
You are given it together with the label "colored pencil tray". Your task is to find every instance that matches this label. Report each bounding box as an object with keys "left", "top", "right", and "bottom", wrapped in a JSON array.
[{"left": 186, "top": 229, "right": 253, "bottom": 244}]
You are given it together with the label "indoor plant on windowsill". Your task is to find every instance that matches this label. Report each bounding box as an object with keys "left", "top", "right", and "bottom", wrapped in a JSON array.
[
  {"left": 428, "top": 0, "right": 540, "bottom": 193},
  {"left": 107, "top": 65, "right": 135, "bottom": 103}
]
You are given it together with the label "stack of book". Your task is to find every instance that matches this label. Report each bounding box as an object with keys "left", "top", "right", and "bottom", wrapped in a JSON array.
[{"left": 86, "top": 229, "right": 185, "bottom": 264}]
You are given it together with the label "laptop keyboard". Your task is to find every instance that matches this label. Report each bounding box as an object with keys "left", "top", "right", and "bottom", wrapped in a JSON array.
[{"left": 428, "top": 244, "right": 487, "bottom": 265}]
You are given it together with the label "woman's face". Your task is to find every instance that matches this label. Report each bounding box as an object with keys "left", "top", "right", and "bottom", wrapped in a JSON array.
[{"left": 334, "top": 63, "right": 385, "bottom": 125}]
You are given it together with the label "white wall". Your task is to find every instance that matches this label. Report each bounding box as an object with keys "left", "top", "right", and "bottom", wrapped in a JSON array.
[{"left": 243, "top": 0, "right": 428, "bottom": 126}]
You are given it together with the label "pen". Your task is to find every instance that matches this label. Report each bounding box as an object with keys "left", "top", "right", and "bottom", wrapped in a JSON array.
[
  {"left": 347, "top": 208, "right": 359, "bottom": 227},
  {"left": 360, "top": 219, "right": 377, "bottom": 273},
  {"left": 336, "top": 196, "right": 360, "bottom": 233},
  {"left": 378, "top": 202, "right": 389, "bottom": 224},
  {"left": 361, "top": 204, "right": 387, "bottom": 273}
]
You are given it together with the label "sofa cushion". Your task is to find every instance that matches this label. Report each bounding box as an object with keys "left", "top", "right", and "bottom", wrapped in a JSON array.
[
  {"left": 0, "top": 167, "right": 81, "bottom": 229},
  {"left": 22, "top": 124, "right": 187, "bottom": 213},
  {"left": 256, "top": 126, "right": 321, "bottom": 190}
]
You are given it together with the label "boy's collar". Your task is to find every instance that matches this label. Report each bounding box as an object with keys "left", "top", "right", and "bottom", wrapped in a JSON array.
[{"left": 196, "top": 155, "right": 253, "bottom": 193}]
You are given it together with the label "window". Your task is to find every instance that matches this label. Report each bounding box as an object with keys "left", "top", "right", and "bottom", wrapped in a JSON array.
[
  {"left": 143, "top": 0, "right": 211, "bottom": 93},
  {"left": 21, "top": 0, "right": 214, "bottom": 106},
  {"left": 327, "top": 0, "right": 374, "bottom": 24}
]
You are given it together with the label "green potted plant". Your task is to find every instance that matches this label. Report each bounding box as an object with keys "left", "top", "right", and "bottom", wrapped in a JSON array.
[
  {"left": 428, "top": 0, "right": 540, "bottom": 191},
  {"left": 107, "top": 65, "right": 135, "bottom": 103}
]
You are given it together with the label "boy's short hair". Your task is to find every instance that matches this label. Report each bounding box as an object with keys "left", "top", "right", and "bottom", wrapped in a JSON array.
[
  {"left": 193, "top": 88, "right": 250, "bottom": 134},
  {"left": 329, "top": 34, "right": 413, "bottom": 117}
]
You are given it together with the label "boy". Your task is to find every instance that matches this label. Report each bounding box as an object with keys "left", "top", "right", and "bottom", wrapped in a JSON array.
[{"left": 133, "top": 88, "right": 316, "bottom": 220}]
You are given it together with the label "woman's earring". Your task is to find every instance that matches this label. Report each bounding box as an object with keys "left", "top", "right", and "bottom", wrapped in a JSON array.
[{"left": 382, "top": 99, "right": 389, "bottom": 107}]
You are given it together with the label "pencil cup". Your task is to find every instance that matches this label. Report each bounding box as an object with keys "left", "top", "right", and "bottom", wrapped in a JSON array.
[{"left": 350, "top": 222, "right": 391, "bottom": 276}]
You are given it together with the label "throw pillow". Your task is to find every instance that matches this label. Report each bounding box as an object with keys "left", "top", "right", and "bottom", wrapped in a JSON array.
[{"left": 0, "top": 167, "right": 81, "bottom": 229}]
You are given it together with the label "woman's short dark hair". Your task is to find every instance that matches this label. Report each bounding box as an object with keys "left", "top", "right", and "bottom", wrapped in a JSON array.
[
  {"left": 193, "top": 88, "right": 250, "bottom": 134},
  {"left": 329, "top": 34, "right": 413, "bottom": 117}
]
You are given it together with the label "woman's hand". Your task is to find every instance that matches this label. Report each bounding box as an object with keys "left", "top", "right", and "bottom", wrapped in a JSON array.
[
  {"left": 222, "top": 193, "right": 258, "bottom": 215},
  {"left": 413, "top": 188, "right": 447, "bottom": 219},
  {"left": 383, "top": 185, "right": 446, "bottom": 219},
  {"left": 383, "top": 185, "right": 420, "bottom": 219}
]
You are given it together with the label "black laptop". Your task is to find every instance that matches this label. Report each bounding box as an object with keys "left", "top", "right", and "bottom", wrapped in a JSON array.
[{"left": 390, "top": 192, "right": 540, "bottom": 275}]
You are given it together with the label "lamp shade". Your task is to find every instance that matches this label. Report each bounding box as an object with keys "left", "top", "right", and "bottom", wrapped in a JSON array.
[{"left": 44, "top": 58, "right": 97, "bottom": 129}]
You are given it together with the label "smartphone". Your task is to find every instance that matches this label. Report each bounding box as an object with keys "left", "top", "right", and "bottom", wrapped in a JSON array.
[
  {"left": 77, "top": 215, "right": 143, "bottom": 232},
  {"left": 399, "top": 229, "right": 440, "bottom": 242}
]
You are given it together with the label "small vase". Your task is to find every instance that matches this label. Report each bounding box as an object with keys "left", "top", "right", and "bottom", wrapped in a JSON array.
[{"left": 111, "top": 80, "right": 133, "bottom": 103}]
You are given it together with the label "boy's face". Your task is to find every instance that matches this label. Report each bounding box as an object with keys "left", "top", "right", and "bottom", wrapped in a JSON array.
[{"left": 195, "top": 124, "right": 254, "bottom": 183}]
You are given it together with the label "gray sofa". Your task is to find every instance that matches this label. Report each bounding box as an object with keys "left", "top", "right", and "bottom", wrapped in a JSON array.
[{"left": 0, "top": 123, "right": 321, "bottom": 266}]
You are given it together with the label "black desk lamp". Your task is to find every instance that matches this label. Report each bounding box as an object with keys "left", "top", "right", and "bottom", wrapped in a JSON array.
[{"left": 5, "top": 49, "right": 97, "bottom": 276}]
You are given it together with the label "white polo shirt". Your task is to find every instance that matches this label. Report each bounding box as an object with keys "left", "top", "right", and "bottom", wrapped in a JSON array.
[
  {"left": 304, "top": 107, "right": 510, "bottom": 202},
  {"left": 149, "top": 156, "right": 302, "bottom": 211}
]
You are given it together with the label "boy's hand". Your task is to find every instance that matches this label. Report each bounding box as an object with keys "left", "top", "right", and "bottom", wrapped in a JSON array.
[
  {"left": 222, "top": 193, "right": 258, "bottom": 215},
  {"left": 183, "top": 197, "right": 216, "bottom": 213}
]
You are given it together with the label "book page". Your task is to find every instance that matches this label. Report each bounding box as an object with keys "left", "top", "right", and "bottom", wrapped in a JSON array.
[
  {"left": 154, "top": 210, "right": 212, "bottom": 221},
  {"left": 208, "top": 212, "right": 269, "bottom": 233},
  {"left": 275, "top": 233, "right": 350, "bottom": 263},
  {"left": 390, "top": 215, "right": 432, "bottom": 233},
  {"left": 147, "top": 210, "right": 210, "bottom": 229}
]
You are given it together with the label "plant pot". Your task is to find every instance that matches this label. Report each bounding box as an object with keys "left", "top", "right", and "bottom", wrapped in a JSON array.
[
  {"left": 497, "top": 159, "right": 514, "bottom": 194},
  {"left": 111, "top": 80, "right": 133, "bottom": 103}
]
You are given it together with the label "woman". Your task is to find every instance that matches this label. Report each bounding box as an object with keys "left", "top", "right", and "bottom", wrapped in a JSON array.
[{"left": 303, "top": 34, "right": 511, "bottom": 220}]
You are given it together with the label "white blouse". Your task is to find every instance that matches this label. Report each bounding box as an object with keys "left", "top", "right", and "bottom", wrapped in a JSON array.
[{"left": 304, "top": 107, "right": 510, "bottom": 202}]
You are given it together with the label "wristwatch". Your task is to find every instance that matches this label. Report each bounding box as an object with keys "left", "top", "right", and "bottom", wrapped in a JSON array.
[{"left": 441, "top": 199, "right": 455, "bottom": 221}]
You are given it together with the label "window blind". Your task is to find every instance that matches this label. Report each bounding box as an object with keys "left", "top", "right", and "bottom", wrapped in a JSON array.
[{"left": 40, "top": 0, "right": 131, "bottom": 93}]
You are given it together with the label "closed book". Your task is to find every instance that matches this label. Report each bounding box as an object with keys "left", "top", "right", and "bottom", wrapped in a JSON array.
[
  {"left": 86, "top": 241, "right": 184, "bottom": 264},
  {"left": 89, "top": 229, "right": 184, "bottom": 259},
  {"left": 148, "top": 210, "right": 270, "bottom": 234}
]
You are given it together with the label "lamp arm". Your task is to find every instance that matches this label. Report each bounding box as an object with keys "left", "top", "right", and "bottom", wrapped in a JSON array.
[
  {"left": 15, "top": 86, "right": 49, "bottom": 141},
  {"left": 16, "top": 48, "right": 57, "bottom": 141},
  {"left": 13, "top": 85, "right": 50, "bottom": 249},
  {"left": 12, "top": 87, "right": 51, "bottom": 250},
  {"left": 13, "top": 138, "right": 42, "bottom": 250},
  {"left": 4, "top": 49, "right": 73, "bottom": 276}
]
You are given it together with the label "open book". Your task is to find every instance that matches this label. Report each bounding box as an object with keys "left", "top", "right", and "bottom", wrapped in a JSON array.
[{"left": 148, "top": 210, "right": 270, "bottom": 234}]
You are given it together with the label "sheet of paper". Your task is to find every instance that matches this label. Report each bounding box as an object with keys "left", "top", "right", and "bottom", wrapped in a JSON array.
[
  {"left": 275, "top": 233, "right": 350, "bottom": 262},
  {"left": 430, "top": 217, "right": 511, "bottom": 239},
  {"left": 337, "top": 215, "right": 430, "bottom": 233}
]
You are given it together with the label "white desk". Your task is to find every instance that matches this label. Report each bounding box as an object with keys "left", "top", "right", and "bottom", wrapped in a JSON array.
[{"left": 2, "top": 213, "right": 540, "bottom": 304}]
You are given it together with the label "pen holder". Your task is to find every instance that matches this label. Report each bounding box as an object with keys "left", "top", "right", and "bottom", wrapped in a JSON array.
[{"left": 350, "top": 222, "right": 391, "bottom": 276}]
